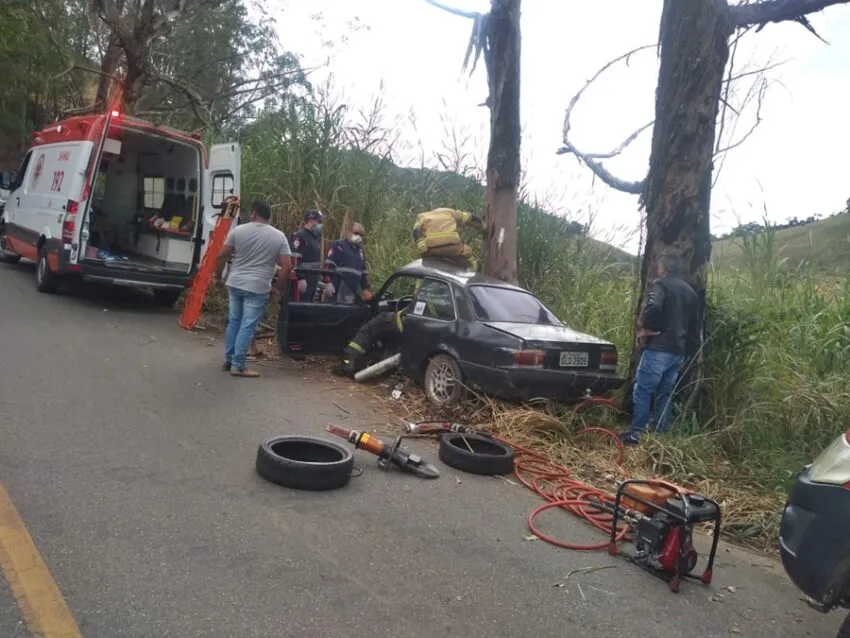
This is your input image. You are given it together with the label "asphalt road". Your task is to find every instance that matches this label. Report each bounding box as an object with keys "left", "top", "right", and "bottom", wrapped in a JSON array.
[{"left": 0, "top": 260, "right": 843, "bottom": 638}]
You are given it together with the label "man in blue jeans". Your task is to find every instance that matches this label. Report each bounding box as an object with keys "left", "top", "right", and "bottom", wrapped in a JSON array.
[
  {"left": 620, "top": 251, "right": 698, "bottom": 445},
  {"left": 214, "top": 200, "right": 292, "bottom": 378}
]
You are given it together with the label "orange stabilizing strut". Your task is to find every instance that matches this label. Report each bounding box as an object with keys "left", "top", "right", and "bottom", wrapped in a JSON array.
[{"left": 178, "top": 197, "right": 240, "bottom": 330}]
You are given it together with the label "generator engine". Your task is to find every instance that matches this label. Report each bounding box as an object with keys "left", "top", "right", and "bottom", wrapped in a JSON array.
[{"left": 610, "top": 480, "right": 722, "bottom": 593}]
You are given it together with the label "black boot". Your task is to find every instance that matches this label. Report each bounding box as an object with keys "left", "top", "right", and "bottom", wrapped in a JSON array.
[{"left": 332, "top": 358, "right": 355, "bottom": 378}]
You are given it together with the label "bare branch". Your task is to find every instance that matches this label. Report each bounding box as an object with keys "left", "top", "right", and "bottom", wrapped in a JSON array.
[
  {"left": 558, "top": 45, "right": 654, "bottom": 195},
  {"left": 730, "top": 0, "right": 847, "bottom": 34},
  {"left": 151, "top": 73, "right": 210, "bottom": 125},
  {"left": 424, "top": 0, "right": 478, "bottom": 19},
  {"left": 714, "top": 79, "right": 767, "bottom": 156}
]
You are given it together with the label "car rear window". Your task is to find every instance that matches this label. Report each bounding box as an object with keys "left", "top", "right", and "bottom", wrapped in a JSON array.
[{"left": 468, "top": 285, "right": 561, "bottom": 325}]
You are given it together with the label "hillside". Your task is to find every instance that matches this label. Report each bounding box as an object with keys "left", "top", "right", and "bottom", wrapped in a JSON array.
[{"left": 713, "top": 212, "right": 850, "bottom": 276}]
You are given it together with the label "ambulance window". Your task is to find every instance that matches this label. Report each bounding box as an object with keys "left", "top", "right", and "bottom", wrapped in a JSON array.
[
  {"left": 143, "top": 176, "right": 165, "bottom": 209},
  {"left": 9, "top": 152, "right": 32, "bottom": 191},
  {"left": 211, "top": 173, "right": 234, "bottom": 208}
]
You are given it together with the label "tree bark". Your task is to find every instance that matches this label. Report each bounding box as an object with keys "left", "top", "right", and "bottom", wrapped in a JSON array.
[
  {"left": 481, "top": 0, "right": 521, "bottom": 284},
  {"left": 623, "top": 0, "right": 732, "bottom": 411}
]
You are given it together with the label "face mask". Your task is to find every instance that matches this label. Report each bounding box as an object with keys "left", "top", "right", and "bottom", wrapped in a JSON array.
[
  {"left": 350, "top": 234, "right": 363, "bottom": 245},
  {"left": 314, "top": 223, "right": 323, "bottom": 233}
]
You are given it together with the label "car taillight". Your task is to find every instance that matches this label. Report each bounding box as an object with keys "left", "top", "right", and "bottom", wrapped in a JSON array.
[
  {"left": 513, "top": 349, "right": 544, "bottom": 367},
  {"left": 809, "top": 429, "right": 850, "bottom": 487},
  {"left": 600, "top": 350, "right": 618, "bottom": 371},
  {"left": 61, "top": 200, "right": 78, "bottom": 243}
]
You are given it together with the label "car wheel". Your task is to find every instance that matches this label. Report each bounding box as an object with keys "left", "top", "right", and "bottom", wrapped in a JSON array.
[
  {"left": 35, "top": 247, "right": 59, "bottom": 293},
  {"left": 153, "top": 288, "right": 182, "bottom": 307},
  {"left": 838, "top": 612, "right": 850, "bottom": 638},
  {"left": 438, "top": 433, "right": 515, "bottom": 475},
  {"left": 424, "top": 354, "right": 467, "bottom": 407},
  {"left": 255, "top": 436, "right": 354, "bottom": 491},
  {"left": 0, "top": 229, "right": 21, "bottom": 264}
]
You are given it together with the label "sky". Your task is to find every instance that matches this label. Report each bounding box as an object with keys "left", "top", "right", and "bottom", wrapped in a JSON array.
[{"left": 272, "top": 1, "right": 850, "bottom": 253}]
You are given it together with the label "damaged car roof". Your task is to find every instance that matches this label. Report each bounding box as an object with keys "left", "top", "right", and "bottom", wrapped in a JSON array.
[{"left": 396, "top": 259, "right": 527, "bottom": 290}]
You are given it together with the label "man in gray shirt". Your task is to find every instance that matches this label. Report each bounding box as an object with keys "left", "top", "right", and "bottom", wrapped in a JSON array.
[{"left": 214, "top": 200, "right": 292, "bottom": 377}]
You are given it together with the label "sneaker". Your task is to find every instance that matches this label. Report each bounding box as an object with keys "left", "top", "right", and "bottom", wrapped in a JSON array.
[{"left": 618, "top": 431, "right": 640, "bottom": 446}]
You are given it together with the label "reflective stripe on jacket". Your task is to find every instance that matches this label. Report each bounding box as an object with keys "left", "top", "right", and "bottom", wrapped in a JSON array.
[{"left": 413, "top": 208, "right": 472, "bottom": 252}]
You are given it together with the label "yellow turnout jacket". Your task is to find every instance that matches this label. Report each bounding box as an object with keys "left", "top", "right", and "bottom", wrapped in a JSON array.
[{"left": 413, "top": 208, "right": 474, "bottom": 253}]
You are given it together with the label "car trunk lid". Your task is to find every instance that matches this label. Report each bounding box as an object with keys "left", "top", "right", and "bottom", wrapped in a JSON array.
[{"left": 483, "top": 321, "right": 617, "bottom": 372}]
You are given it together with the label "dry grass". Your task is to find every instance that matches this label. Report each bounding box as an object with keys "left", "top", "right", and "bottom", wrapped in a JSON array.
[{"left": 358, "top": 375, "right": 784, "bottom": 553}]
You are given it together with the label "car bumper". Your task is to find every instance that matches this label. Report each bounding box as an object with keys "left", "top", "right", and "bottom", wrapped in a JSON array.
[
  {"left": 779, "top": 467, "right": 850, "bottom": 606},
  {"left": 459, "top": 361, "right": 625, "bottom": 401}
]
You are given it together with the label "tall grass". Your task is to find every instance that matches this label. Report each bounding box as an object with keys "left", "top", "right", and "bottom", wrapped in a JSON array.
[{"left": 229, "top": 85, "right": 850, "bottom": 512}]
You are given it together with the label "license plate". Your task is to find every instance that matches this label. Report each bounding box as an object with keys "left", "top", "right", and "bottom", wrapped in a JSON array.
[{"left": 559, "top": 351, "right": 589, "bottom": 368}]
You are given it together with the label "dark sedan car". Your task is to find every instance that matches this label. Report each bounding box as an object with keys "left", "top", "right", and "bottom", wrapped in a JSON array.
[
  {"left": 277, "top": 258, "right": 625, "bottom": 406},
  {"left": 779, "top": 430, "right": 850, "bottom": 638}
]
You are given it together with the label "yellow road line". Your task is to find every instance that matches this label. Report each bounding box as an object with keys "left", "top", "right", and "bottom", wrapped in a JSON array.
[{"left": 0, "top": 482, "right": 81, "bottom": 638}]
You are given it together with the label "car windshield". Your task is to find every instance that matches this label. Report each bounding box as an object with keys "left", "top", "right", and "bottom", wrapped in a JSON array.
[{"left": 468, "top": 285, "right": 561, "bottom": 326}]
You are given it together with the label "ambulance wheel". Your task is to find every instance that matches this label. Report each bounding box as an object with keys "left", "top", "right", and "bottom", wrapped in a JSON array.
[
  {"left": 424, "top": 354, "right": 467, "bottom": 408},
  {"left": 0, "top": 230, "right": 21, "bottom": 264},
  {"left": 35, "top": 248, "right": 59, "bottom": 294}
]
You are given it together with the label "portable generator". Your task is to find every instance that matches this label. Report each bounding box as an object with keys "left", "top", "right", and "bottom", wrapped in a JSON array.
[{"left": 608, "top": 479, "right": 721, "bottom": 593}]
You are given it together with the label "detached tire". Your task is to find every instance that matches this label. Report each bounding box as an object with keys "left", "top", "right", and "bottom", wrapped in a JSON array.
[
  {"left": 35, "top": 247, "right": 59, "bottom": 293},
  {"left": 424, "top": 354, "right": 467, "bottom": 407},
  {"left": 438, "top": 433, "right": 515, "bottom": 476},
  {"left": 255, "top": 436, "right": 354, "bottom": 491}
]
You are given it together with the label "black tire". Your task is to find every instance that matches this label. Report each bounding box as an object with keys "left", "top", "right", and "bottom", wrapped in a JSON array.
[
  {"left": 255, "top": 436, "right": 354, "bottom": 491},
  {"left": 153, "top": 288, "right": 182, "bottom": 307},
  {"left": 838, "top": 612, "right": 850, "bottom": 638},
  {"left": 424, "top": 354, "right": 467, "bottom": 407},
  {"left": 35, "top": 247, "right": 59, "bottom": 293},
  {"left": 438, "top": 432, "right": 515, "bottom": 475},
  {"left": 0, "top": 229, "right": 21, "bottom": 264}
]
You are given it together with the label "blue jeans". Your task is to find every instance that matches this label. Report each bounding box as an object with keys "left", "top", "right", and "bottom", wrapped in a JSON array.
[
  {"left": 630, "top": 349, "right": 685, "bottom": 437},
  {"left": 224, "top": 286, "right": 269, "bottom": 371}
]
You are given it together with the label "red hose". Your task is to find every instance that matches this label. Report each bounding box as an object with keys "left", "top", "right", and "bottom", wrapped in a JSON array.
[{"left": 489, "top": 397, "right": 661, "bottom": 551}]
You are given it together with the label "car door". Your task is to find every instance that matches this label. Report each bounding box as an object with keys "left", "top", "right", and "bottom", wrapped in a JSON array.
[
  {"left": 401, "top": 277, "right": 462, "bottom": 372},
  {"left": 3, "top": 151, "right": 32, "bottom": 228},
  {"left": 200, "top": 143, "right": 241, "bottom": 262},
  {"left": 277, "top": 271, "right": 372, "bottom": 356}
]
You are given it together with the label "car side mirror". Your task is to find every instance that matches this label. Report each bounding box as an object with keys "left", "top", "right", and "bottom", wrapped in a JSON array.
[{"left": 0, "top": 171, "right": 14, "bottom": 190}]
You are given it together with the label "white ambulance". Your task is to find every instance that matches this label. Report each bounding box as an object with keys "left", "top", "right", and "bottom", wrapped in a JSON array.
[{"left": 0, "top": 111, "right": 240, "bottom": 302}]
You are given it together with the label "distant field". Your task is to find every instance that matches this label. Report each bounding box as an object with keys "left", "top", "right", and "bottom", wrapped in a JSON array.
[{"left": 713, "top": 213, "right": 850, "bottom": 276}]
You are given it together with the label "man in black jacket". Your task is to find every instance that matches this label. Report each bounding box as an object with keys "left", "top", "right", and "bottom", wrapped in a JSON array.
[{"left": 620, "top": 251, "right": 698, "bottom": 445}]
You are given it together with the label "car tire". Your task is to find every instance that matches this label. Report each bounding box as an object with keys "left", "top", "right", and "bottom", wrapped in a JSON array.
[
  {"left": 35, "top": 247, "right": 59, "bottom": 293},
  {"left": 153, "top": 288, "right": 182, "bottom": 307},
  {"left": 438, "top": 432, "right": 515, "bottom": 475},
  {"left": 0, "top": 229, "right": 21, "bottom": 264},
  {"left": 255, "top": 436, "right": 354, "bottom": 491},
  {"left": 838, "top": 612, "right": 850, "bottom": 638},
  {"left": 424, "top": 354, "right": 467, "bottom": 407}
]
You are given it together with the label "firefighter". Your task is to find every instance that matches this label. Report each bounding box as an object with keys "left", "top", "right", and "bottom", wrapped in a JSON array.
[
  {"left": 332, "top": 277, "right": 433, "bottom": 378},
  {"left": 333, "top": 306, "right": 406, "bottom": 378},
  {"left": 323, "top": 222, "right": 372, "bottom": 304},
  {"left": 413, "top": 207, "right": 484, "bottom": 270},
  {"left": 290, "top": 208, "right": 324, "bottom": 301}
]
